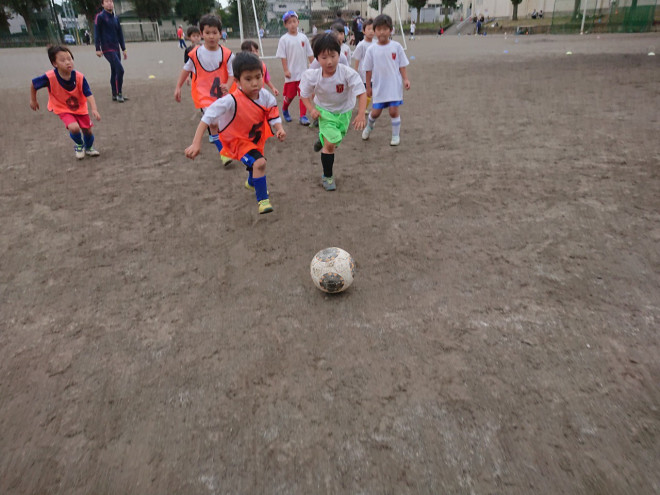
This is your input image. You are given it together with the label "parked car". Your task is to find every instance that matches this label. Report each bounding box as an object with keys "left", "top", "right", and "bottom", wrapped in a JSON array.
[{"left": 63, "top": 34, "right": 76, "bottom": 44}]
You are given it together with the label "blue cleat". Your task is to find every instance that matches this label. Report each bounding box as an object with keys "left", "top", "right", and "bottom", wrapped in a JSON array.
[
  {"left": 282, "top": 109, "right": 292, "bottom": 122},
  {"left": 299, "top": 115, "right": 311, "bottom": 126}
]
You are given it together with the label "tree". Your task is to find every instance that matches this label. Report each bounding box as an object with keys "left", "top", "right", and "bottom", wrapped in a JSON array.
[
  {"left": 510, "top": 0, "right": 523, "bottom": 20},
  {"left": 368, "top": 0, "right": 390, "bottom": 12},
  {"left": 133, "top": 0, "right": 172, "bottom": 21},
  {"left": 219, "top": 0, "right": 238, "bottom": 32},
  {"left": 175, "top": 0, "right": 214, "bottom": 26},
  {"left": 408, "top": 0, "right": 427, "bottom": 24},
  {"left": 0, "top": 5, "right": 12, "bottom": 35},
  {"left": 4, "top": 0, "right": 48, "bottom": 38},
  {"left": 72, "top": 0, "right": 102, "bottom": 36}
]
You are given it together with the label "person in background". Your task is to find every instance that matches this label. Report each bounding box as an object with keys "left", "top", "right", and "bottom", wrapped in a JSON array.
[{"left": 94, "top": 0, "right": 128, "bottom": 102}]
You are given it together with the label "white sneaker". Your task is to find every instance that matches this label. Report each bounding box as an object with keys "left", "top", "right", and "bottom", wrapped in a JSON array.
[
  {"left": 75, "top": 145, "right": 85, "bottom": 159},
  {"left": 362, "top": 126, "right": 372, "bottom": 141},
  {"left": 390, "top": 136, "right": 400, "bottom": 146},
  {"left": 85, "top": 147, "right": 100, "bottom": 157}
]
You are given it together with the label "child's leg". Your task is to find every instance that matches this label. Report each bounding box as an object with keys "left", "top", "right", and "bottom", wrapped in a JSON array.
[
  {"left": 297, "top": 83, "right": 306, "bottom": 117},
  {"left": 282, "top": 82, "right": 297, "bottom": 111},
  {"left": 366, "top": 107, "right": 383, "bottom": 129},
  {"left": 67, "top": 122, "right": 84, "bottom": 146},
  {"left": 321, "top": 141, "right": 336, "bottom": 177},
  {"left": 81, "top": 126, "right": 94, "bottom": 149},
  {"left": 389, "top": 106, "right": 401, "bottom": 137}
]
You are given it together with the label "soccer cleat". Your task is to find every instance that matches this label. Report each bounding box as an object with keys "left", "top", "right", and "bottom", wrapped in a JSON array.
[
  {"left": 244, "top": 180, "right": 255, "bottom": 191},
  {"left": 313, "top": 140, "right": 323, "bottom": 152},
  {"left": 75, "top": 144, "right": 85, "bottom": 159},
  {"left": 282, "top": 109, "right": 292, "bottom": 122},
  {"left": 311, "top": 118, "right": 319, "bottom": 128},
  {"left": 361, "top": 126, "right": 372, "bottom": 141},
  {"left": 85, "top": 147, "right": 100, "bottom": 157},
  {"left": 258, "top": 199, "right": 273, "bottom": 214},
  {"left": 116, "top": 94, "right": 125, "bottom": 103},
  {"left": 390, "top": 136, "right": 401, "bottom": 146},
  {"left": 112, "top": 95, "right": 117, "bottom": 101},
  {"left": 322, "top": 175, "right": 336, "bottom": 191},
  {"left": 220, "top": 154, "right": 232, "bottom": 166},
  {"left": 299, "top": 116, "right": 311, "bottom": 126}
]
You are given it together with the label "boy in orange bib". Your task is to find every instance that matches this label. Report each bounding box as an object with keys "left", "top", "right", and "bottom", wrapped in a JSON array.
[
  {"left": 30, "top": 46, "right": 101, "bottom": 160},
  {"left": 185, "top": 52, "right": 286, "bottom": 214}
]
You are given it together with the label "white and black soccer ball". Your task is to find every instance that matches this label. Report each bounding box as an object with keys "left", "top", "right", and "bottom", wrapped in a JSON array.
[{"left": 310, "top": 247, "right": 356, "bottom": 294}]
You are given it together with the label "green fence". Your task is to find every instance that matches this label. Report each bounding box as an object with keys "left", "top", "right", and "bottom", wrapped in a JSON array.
[{"left": 551, "top": 0, "right": 657, "bottom": 33}]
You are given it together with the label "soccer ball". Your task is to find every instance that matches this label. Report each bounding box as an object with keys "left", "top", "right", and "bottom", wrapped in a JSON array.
[{"left": 310, "top": 247, "right": 356, "bottom": 293}]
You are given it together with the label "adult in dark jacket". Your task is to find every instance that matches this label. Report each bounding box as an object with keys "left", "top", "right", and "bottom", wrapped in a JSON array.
[{"left": 95, "top": 0, "right": 128, "bottom": 102}]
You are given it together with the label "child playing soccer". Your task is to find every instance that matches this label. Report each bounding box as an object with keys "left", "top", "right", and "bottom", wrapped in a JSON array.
[
  {"left": 275, "top": 10, "right": 314, "bottom": 125},
  {"left": 30, "top": 45, "right": 101, "bottom": 160},
  {"left": 361, "top": 14, "right": 411, "bottom": 146},
  {"left": 300, "top": 34, "right": 366, "bottom": 191},
  {"left": 241, "top": 40, "right": 279, "bottom": 96},
  {"left": 174, "top": 14, "right": 235, "bottom": 164},
  {"left": 352, "top": 18, "right": 374, "bottom": 112},
  {"left": 183, "top": 26, "right": 202, "bottom": 65},
  {"left": 331, "top": 22, "right": 352, "bottom": 66},
  {"left": 185, "top": 52, "right": 286, "bottom": 214}
]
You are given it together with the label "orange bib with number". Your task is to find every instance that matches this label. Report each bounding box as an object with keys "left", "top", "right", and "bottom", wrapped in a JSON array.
[
  {"left": 46, "top": 70, "right": 88, "bottom": 115},
  {"left": 189, "top": 45, "right": 231, "bottom": 109}
]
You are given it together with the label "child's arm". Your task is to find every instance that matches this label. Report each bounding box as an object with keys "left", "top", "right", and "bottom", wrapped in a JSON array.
[
  {"left": 301, "top": 96, "right": 319, "bottom": 120},
  {"left": 308, "top": 55, "right": 314, "bottom": 64},
  {"left": 87, "top": 95, "right": 101, "bottom": 121},
  {"left": 281, "top": 58, "right": 291, "bottom": 79},
  {"left": 365, "top": 71, "right": 372, "bottom": 98},
  {"left": 272, "top": 122, "right": 286, "bottom": 141},
  {"left": 174, "top": 69, "right": 192, "bottom": 102},
  {"left": 29, "top": 83, "right": 39, "bottom": 111},
  {"left": 352, "top": 93, "right": 367, "bottom": 130},
  {"left": 267, "top": 81, "right": 279, "bottom": 96},
  {"left": 400, "top": 67, "right": 410, "bottom": 90},
  {"left": 353, "top": 59, "right": 360, "bottom": 72},
  {"left": 184, "top": 120, "right": 210, "bottom": 160}
]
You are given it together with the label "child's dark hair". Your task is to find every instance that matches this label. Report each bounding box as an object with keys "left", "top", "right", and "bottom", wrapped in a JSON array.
[
  {"left": 363, "top": 18, "right": 374, "bottom": 29},
  {"left": 199, "top": 14, "right": 222, "bottom": 32},
  {"left": 312, "top": 33, "right": 341, "bottom": 59},
  {"left": 48, "top": 45, "right": 73, "bottom": 64},
  {"left": 232, "top": 52, "right": 263, "bottom": 79},
  {"left": 330, "top": 22, "right": 344, "bottom": 35},
  {"left": 186, "top": 26, "right": 200, "bottom": 37},
  {"left": 241, "top": 40, "right": 259, "bottom": 52},
  {"left": 373, "top": 14, "right": 393, "bottom": 29}
]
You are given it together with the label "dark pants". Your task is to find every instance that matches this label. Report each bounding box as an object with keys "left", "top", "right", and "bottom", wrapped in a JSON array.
[
  {"left": 179, "top": 38, "right": 187, "bottom": 48},
  {"left": 103, "top": 50, "right": 124, "bottom": 96}
]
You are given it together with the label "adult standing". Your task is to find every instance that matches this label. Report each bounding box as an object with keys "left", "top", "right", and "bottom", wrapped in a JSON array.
[
  {"left": 95, "top": 0, "right": 127, "bottom": 102},
  {"left": 177, "top": 25, "right": 186, "bottom": 49},
  {"left": 351, "top": 11, "right": 364, "bottom": 45}
]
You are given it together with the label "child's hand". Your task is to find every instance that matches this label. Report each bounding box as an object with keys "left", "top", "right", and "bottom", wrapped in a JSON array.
[
  {"left": 174, "top": 87, "right": 182, "bottom": 102},
  {"left": 96, "top": 51, "right": 103, "bottom": 57},
  {"left": 310, "top": 108, "right": 320, "bottom": 120},
  {"left": 366, "top": 87, "right": 372, "bottom": 98},
  {"left": 185, "top": 144, "right": 201, "bottom": 160},
  {"left": 92, "top": 110, "right": 101, "bottom": 121},
  {"left": 272, "top": 87, "right": 279, "bottom": 96},
  {"left": 276, "top": 128, "right": 286, "bottom": 141},
  {"left": 403, "top": 79, "right": 411, "bottom": 90},
  {"left": 30, "top": 100, "right": 39, "bottom": 111},
  {"left": 220, "top": 84, "right": 229, "bottom": 96},
  {"left": 284, "top": 70, "right": 291, "bottom": 79},
  {"left": 352, "top": 114, "right": 366, "bottom": 130}
]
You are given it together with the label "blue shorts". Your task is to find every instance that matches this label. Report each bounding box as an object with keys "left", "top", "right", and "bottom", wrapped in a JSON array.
[{"left": 372, "top": 100, "right": 403, "bottom": 110}]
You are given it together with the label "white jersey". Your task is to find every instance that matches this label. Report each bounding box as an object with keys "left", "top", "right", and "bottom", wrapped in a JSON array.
[
  {"left": 341, "top": 43, "right": 352, "bottom": 66},
  {"left": 362, "top": 41, "right": 409, "bottom": 104},
  {"left": 201, "top": 89, "right": 281, "bottom": 129},
  {"left": 275, "top": 32, "right": 313, "bottom": 82},
  {"left": 352, "top": 39, "right": 373, "bottom": 83},
  {"left": 300, "top": 64, "right": 365, "bottom": 114},
  {"left": 183, "top": 45, "right": 234, "bottom": 77},
  {"left": 309, "top": 52, "right": 349, "bottom": 69}
]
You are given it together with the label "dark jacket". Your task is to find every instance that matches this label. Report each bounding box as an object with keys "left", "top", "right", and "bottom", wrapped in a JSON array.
[{"left": 94, "top": 9, "right": 125, "bottom": 53}]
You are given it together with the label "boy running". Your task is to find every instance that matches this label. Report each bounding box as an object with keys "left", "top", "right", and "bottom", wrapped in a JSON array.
[
  {"left": 241, "top": 40, "right": 279, "bottom": 96},
  {"left": 30, "top": 46, "right": 101, "bottom": 159},
  {"left": 185, "top": 53, "right": 286, "bottom": 214},
  {"left": 276, "top": 10, "right": 314, "bottom": 125},
  {"left": 175, "top": 14, "right": 235, "bottom": 164},
  {"left": 300, "top": 34, "right": 366, "bottom": 191},
  {"left": 361, "top": 14, "right": 411, "bottom": 146}
]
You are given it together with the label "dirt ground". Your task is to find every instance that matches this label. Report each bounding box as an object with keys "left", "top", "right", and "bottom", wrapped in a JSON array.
[{"left": 1, "top": 33, "right": 659, "bottom": 494}]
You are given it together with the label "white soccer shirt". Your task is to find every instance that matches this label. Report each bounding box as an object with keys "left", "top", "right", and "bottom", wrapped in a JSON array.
[
  {"left": 275, "top": 32, "right": 313, "bottom": 82},
  {"left": 300, "top": 64, "right": 365, "bottom": 114},
  {"left": 341, "top": 43, "right": 352, "bottom": 66},
  {"left": 362, "top": 41, "right": 409, "bottom": 104},
  {"left": 201, "top": 89, "right": 281, "bottom": 129},
  {"left": 309, "top": 52, "right": 349, "bottom": 70},
  {"left": 351, "top": 39, "right": 373, "bottom": 83},
  {"left": 183, "top": 45, "right": 235, "bottom": 77}
]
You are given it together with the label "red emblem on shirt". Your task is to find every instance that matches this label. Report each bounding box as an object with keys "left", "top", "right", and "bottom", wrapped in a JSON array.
[
  {"left": 302, "top": 41, "right": 305, "bottom": 47},
  {"left": 336, "top": 84, "right": 344, "bottom": 93},
  {"left": 392, "top": 52, "right": 396, "bottom": 60}
]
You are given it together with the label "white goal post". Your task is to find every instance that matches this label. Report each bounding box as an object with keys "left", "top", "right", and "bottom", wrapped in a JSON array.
[{"left": 121, "top": 22, "right": 161, "bottom": 43}]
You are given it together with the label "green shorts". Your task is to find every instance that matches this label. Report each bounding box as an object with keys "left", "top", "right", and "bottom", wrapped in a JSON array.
[{"left": 317, "top": 106, "right": 352, "bottom": 147}]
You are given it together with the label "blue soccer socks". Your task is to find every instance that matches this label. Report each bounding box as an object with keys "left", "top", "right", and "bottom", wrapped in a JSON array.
[
  {"left": 253, "top": 176, "right": 268, "bottom": 202},
  {"left": 69, "top": 132, "right": 83, "bottom": 146},
  {"left": 83, "top": 132, "right": 94, "bottom": 150}
]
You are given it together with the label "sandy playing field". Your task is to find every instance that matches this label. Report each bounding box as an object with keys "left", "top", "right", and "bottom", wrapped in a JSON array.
[{"left": 1, "top": 33, "right": 659, "bottom": 494}]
